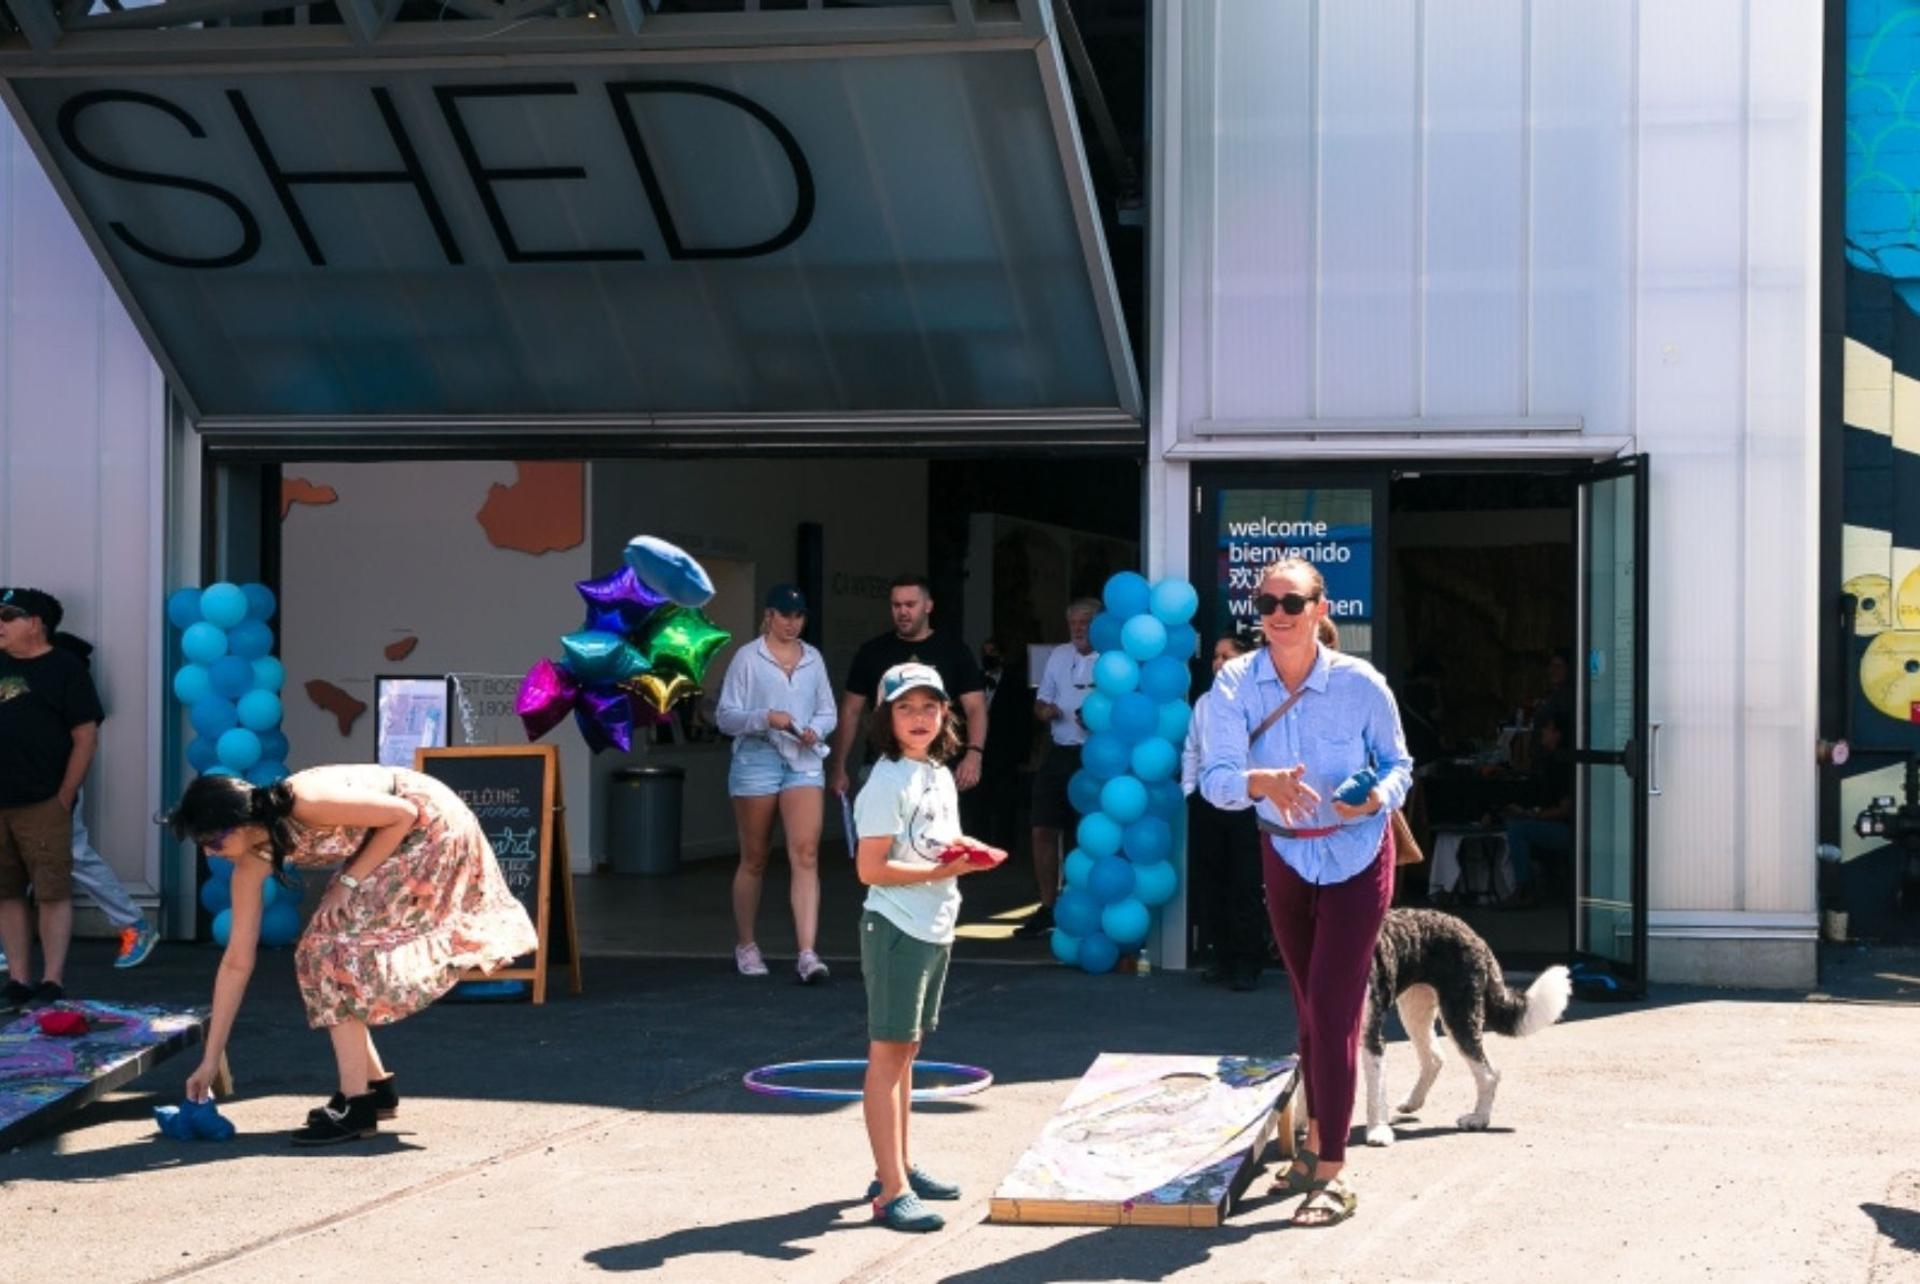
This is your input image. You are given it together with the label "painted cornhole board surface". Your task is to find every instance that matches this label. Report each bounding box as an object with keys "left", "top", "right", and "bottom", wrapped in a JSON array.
[
  {"left": 0, "top": 1002, "right": 215, "bottom": 1150},
  {"left": 990, "top": 1052, "right": 1301, "bottom": 1228}
]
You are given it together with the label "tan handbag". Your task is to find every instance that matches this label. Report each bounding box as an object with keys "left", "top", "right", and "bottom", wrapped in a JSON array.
[{"left": 1389, "top": 808, "right": 1424, "bottom": 866}]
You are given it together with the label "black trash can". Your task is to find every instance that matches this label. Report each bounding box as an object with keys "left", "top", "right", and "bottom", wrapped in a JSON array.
[{"left": 608, "top": 765, "right": 685, "bottom": 876}]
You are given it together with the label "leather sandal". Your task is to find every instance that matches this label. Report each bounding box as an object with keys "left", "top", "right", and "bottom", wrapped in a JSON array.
[
  {"left": 1268, "top": 1148, "right": 1318, "bottom": 1199},
  {"left": 1292, "top": 1177, "right": 1357, "bottom": 1227}
]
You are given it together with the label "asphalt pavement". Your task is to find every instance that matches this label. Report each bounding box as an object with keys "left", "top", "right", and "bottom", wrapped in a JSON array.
[{"left": 4, "top": 938, "right": 1918, "bottom": 1284}]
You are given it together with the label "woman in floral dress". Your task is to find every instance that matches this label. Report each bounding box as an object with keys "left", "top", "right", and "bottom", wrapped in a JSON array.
[{"left": 168, "top": 765, "right": 537, "bottom": 1145}]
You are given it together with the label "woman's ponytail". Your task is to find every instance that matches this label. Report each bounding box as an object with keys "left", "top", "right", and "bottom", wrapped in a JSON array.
[{"left": 247, "top": 780, "right": 297, "bottom": 872}]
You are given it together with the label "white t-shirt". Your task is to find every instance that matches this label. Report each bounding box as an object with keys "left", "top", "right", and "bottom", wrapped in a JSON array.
[
  {"left": 1036, "top": 643, "right": 1098, "bottom": 747},
  {"left": 855, "top": 754, "right": 963, "bottom": 945}
]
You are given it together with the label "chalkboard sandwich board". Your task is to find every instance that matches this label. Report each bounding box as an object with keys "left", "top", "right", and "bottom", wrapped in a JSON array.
[{"left": 415, "top": 744, "right": 582, "bottom": 1004}]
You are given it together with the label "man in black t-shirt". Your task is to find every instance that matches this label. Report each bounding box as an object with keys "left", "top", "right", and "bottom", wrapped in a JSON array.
[
  {"left": 828, "top": 574, "right": 988, "bottom": 797},
  {"left": 0, "top": 587, "right": 103, "bottom": 1007}
]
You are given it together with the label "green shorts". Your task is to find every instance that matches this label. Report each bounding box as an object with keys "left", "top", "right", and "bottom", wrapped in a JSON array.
[{"left": 860, "top": 910, "right": 951, "bottom": 1044}]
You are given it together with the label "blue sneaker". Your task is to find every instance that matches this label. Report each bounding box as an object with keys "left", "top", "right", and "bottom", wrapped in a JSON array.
[
  {"left": 866, "top": 1166, "right": 961, "bottom": 1202},
  {"left": 115, "top": 921, "right": 159, "bottom": 969},
  {"left": 872, "top": 1192, "right": 944, "bottom": 1233}
]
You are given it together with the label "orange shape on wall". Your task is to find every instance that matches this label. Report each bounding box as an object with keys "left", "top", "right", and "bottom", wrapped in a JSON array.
[
  {"left": 385, "top": 636, "right": 419, "bottom": 662},
  {"left": 476, "top": 462, "right": 585, "bottom": 555},
  {"left": 281, "top": 477, "right": 339, "bottom": 521},
  {"left": 305, "top": 680, "right": 368, "bottom": 737}
]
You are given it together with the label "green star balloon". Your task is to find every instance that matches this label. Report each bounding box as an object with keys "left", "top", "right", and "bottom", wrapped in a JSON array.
[{"left": 643, "top": 607, "right": 731, "bottom": 684}]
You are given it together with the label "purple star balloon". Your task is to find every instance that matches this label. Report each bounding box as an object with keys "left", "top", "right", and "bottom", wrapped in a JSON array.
[
  {"left": 575, "top": 682, "right": 636, "bottom": 754},
  {"left": 575, "top": 566, "right": 667, "bottom": 639},
  {"left": 516, "top": 658, "right": 579, "bottom": 741}
]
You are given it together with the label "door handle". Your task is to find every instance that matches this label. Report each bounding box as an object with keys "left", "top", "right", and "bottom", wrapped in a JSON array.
[{"left": 1647, "top": 721, "right": 1663, "bottom": 797}]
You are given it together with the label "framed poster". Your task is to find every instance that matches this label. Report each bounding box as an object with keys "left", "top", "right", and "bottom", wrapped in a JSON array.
[{"left": 375, "top": 675, "right": 450, "bottom": 769}]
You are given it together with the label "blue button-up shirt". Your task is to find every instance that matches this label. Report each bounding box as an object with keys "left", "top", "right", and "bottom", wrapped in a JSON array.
[{"left": 1199, "top": 645, "right": 1414, "bottom": 886}]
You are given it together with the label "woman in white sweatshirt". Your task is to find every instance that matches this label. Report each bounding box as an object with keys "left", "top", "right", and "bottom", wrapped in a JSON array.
[{"left": 714, "top": 585, "right": 838, "bottom": 983}]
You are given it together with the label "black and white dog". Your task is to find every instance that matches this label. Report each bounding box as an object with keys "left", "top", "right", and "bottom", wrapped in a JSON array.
[{"left": 1359, "top": 908, "right": 1571, "bottom": 1146}]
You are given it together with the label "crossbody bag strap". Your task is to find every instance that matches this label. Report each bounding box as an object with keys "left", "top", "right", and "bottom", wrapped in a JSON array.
[{"left": 1248, "top": 686, "right": 1307, "bottom": 746}]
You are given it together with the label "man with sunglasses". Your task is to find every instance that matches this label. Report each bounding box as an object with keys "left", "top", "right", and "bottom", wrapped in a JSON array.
[{"left": 0, "top": 588, "right": 103, "bottom": 1008}]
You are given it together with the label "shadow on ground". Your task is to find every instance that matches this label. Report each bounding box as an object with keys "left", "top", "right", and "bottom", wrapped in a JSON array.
[
  {"left": 583, "top": 1199, "right": 859, "bottom": 1272},
  {"left": 13, "top": 931, "right": 1913, "bottom": 1187}
]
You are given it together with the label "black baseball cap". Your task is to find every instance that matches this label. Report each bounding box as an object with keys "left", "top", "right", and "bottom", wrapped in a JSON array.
[
  {"left": 764, "top": 584, "right": 808, "bottom": 615},
  {"left": 0, "top": 587, "right": 62, "bottom": 631}
]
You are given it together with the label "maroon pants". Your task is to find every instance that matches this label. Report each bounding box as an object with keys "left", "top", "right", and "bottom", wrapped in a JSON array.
[{"left": 1262, "top": 828, "right": 1394, "bottom": 1164}]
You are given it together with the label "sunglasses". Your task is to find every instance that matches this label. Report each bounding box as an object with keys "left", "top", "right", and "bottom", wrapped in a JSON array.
[
  {"left": 1252, "top": 591, "right": 1322, "bottom": 617},
  {"left": 0, "top": 607, "right": 28, "bottom": 623}
]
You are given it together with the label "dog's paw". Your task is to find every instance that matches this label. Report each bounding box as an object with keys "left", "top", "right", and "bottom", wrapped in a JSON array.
[
  {"left": 1456, "top": 1112, "right": 1490, "bottom": 1132},
  {"left": 1395, "top": 1099, "right": 1424, "bottom": 1116},
  {"left": 1364, "top": 1123, "right": 1396, "bottom": 1147}
]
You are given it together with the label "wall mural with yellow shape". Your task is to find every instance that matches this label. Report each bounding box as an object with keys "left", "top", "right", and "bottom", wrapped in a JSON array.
[{"left": 1841, "top": 0, "right": 1920, "bottom": 927}]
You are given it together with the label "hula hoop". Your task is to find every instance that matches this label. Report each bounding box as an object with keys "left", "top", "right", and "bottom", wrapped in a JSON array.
[{"left": 743, "top": 1059, "right": 993, "bottom": 1102}]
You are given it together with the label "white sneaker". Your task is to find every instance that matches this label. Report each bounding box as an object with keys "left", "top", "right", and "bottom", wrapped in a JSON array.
[
  {"left": 795, "top": 950, "right": 830, "bottom": 985},
  {"left": 734, "top": 943, "right": 769, "bottom": 976}
]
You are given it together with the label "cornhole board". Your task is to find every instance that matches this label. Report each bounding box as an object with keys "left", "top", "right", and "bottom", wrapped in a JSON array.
[
  {"left": 990, "top": 1052, "right": 1301, "bottom": 1228},
  {"left": 0, "top": 1001, "right": 228, "bottom": 1150}
]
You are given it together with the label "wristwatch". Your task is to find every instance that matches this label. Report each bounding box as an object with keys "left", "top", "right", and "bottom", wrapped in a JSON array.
[
  {"left": 337, "top": 873, "right": 362, "bottom": 891},
  {"left": 962, "top": 746, "right": 983, "bottom": 757}
]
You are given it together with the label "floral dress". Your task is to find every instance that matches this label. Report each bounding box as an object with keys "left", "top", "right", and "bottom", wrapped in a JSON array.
[{"left": 280, "top": 765, "right": 539, "bottom": 1028}]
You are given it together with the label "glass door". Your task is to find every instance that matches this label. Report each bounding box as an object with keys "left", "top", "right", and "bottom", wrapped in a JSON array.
[{"left": 1574, "top": 456, "right": 1649, "bottom": 989}]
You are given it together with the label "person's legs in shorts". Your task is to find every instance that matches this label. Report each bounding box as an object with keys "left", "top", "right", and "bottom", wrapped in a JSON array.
[
  {"left": 778, "top": 774, "right": 828, "bottom": 980},
  {"left": 728, "top": 742, "right": 785, "bottom": 972},
  {"left": 0, "top": 798, "right": 75, "bottom": 988},
  {"left": 860, "top": 912, "right": 953, "bottom": 1227},
  {"left": 1022, "top": 745, "right": 1077, "bottom": 933}
]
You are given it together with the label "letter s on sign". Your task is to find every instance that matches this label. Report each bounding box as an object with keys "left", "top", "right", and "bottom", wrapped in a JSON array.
[{"left": 56, "top": 90, "right": 262, "bottom": 270}]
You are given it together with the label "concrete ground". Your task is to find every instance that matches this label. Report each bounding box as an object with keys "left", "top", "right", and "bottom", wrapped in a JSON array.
[{"left": 4, "top": 939, "right": 1918, "bottom": 1284}]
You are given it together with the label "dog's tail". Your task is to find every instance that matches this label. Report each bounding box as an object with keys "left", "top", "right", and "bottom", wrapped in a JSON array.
[{"left": 1486, "top": 965, "right": 1572, "bottom": 1039}]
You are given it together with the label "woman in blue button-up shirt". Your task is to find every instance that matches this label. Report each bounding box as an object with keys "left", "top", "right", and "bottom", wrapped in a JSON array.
[{"left": 1200, "top": 557, "right": 1412, "bottom": 1227}]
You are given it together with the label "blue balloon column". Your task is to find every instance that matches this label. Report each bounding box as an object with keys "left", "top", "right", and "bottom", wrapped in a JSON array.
[
  {"left": 1052, "top": 571, "right": 1198, "bottom": 974},
  {"left": 169, "top": 582, "right": 302, "bottom": 948}
]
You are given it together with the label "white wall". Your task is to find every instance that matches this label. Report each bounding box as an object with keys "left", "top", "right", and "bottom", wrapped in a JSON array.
[
  {"left": 0, "top": 113, "right": 169, "bottom": 922},
  {"left": 591, "top": 457, "right": 927, "bottom": 861},
  {"left": 1151, "top": 0, "right": 1822, "bottom": 979},
  {"left": 277, "top": 461, "right": 596, "bottom": 867}
]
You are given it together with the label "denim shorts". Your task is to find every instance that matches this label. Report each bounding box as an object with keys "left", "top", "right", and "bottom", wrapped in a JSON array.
[{"left": 727, "top": 737, "right": 824, "bottom": 797}]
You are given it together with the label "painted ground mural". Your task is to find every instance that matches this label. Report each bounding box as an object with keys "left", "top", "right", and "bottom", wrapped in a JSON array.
[{"left": 1843, "top": 0, "right": 1920, "bottom": 931}]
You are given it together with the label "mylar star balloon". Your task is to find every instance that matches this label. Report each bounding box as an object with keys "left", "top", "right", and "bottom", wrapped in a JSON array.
[
  {"left": 575, "top": 682, "right": 636, "bottom": 754},
  {"left": 516, "top": 658, "right": 579, "bottom": 741},
  {"left": 631, "top": 672, "right": 698, "bottom": 717},
  {"left": 643, "top": 607, "right": 731, "bottom": 684},
  {"left": 560, "top": 630, "right": 652, "bottom": 685},
  {"left": 574, "top": 565, "right": 667, "bottom": 637}
]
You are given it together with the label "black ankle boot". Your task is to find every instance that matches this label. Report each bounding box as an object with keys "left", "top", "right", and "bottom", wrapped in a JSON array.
[
  {"left": 291, "top": 1091, "right": 379, "bottom": 1146},
  {"left": 305, "top": 1075, "right": 398, "bottom": 1128}
]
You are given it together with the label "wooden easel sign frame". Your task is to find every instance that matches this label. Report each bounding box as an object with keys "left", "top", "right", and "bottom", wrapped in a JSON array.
[{"left": 414, "top": 744, "right": 583, "bottom": 1004}]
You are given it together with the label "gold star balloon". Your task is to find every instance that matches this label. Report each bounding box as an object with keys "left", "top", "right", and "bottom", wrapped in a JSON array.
[
  {"left": 629, "top": 672, "right": 698, "bottom": 718},
  {"left": 643, "top": 607, "right": 730, "bottom": 684}
]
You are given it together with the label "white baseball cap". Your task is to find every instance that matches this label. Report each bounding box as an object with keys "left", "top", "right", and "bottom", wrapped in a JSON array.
[{"left": 878, "top": 662, "right": 948, "bottom": 704}]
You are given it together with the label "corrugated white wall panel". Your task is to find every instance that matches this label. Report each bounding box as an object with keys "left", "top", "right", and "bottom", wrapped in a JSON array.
[
  {"left": 1422, "top": 0, "right": 1526, "bottom": 415},
  {"left": 1740, "top": 0, "right": 1821, "bottom": 916},
  {"left": 1317, "top": 0, "right": 1419, "bottom": 416},
  {"left": 1636, "top": 0, "right": 1750, "bottom": 914},
  {"left": 0, "top": 113, "right": 168, "bottom": 911},
  {"left": 1528, "top": 0, "right": 1634, "bottom": 429},
  {"left": 1199, "top": 0, "right": 1315, "bottom": 422},
  {"left": 1156, "top": 0, "right": 1821, "bottom": 930}
]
